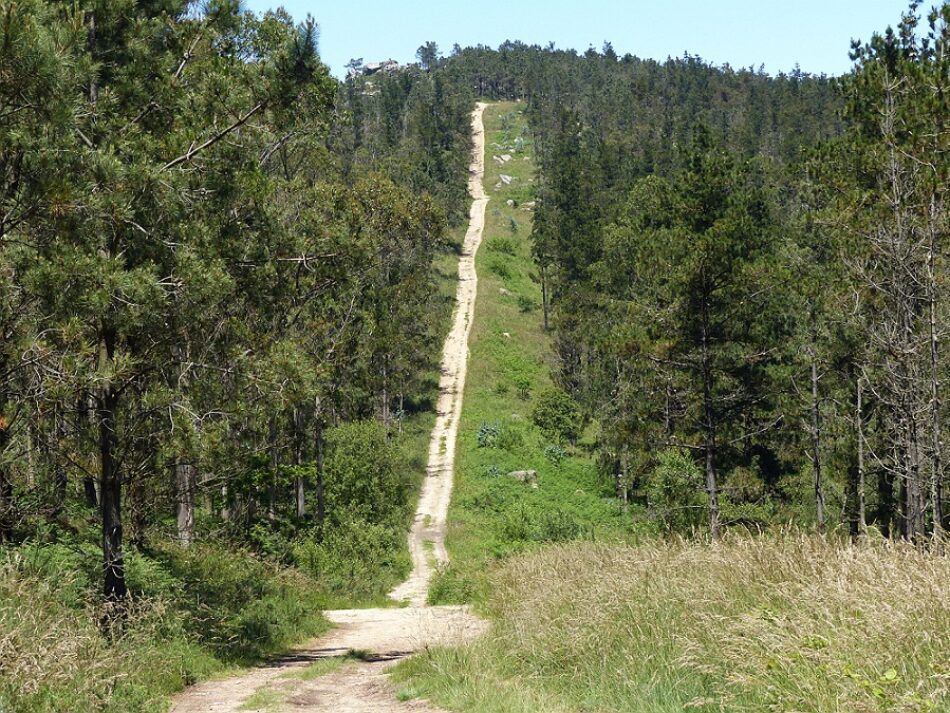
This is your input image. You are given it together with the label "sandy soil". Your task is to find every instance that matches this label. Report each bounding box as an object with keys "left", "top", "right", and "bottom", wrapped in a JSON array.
[{"left": 170, "top": 102, "right": 490, "bottom": 713}]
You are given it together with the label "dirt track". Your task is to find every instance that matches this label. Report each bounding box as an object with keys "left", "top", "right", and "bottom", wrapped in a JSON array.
[{"left": 170, "top": 102, "right": 490, "bottom": 713}]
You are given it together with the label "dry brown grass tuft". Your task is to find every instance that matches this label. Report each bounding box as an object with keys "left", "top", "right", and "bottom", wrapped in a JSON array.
[{"left": 398, "top": 532, "right": 950, "bottom": 712}]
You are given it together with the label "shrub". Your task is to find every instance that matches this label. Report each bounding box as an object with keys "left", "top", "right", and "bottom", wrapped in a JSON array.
[
  {"left": 645, "top": 447, "right": 706, "bottom": 533},
  {"left": 486, "top": 236, "right": 517, "bottom": 256},
  {"left": 517, "top": 295, "right": 536, "bottom": 313},
  {"left": 476, "top": 422, "right": 500, "bottom": 448},
  {"left": 543, "top": 443, "right": 566, "bottom": 466},
  {"left": 292, "top": 518, "right": 408, "bottom": 600},
  {"left": 496, "top": 422, "right": 525, "bottom": 452},
  {"left": 487, "top": 256, "right": 512, "bottom": 279},
  {"left": 515, "top": 376, "right": 532, "bottom": 400},
  {"left": 531, "top": 387, "right": 581, "bottom": 444},
  {"left": 324, "top": 420, "right": 410, "bottom": 526}
]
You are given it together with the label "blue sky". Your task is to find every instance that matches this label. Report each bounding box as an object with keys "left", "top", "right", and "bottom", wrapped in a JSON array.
[{"left": 244, "top": 0, "right": 915, "bottom": 78}]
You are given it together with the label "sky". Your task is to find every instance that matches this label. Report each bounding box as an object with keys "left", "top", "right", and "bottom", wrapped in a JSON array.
[{"left": 243, "top": 0, "right": 916, "bottom": 78}]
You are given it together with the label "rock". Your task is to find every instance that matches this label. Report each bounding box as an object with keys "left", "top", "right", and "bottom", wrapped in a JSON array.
[
  {"left": 508, "top": 470, "right": 538, "bottom": 485},
  {"left": 493, "top": 155, "right": 504, "bottom": 164},
  {"left": 500, "top": 174, "right": 514, "bottom": 185},
  {"left": 500, "top": 154, "right": 513, "bottom": 162},
  {"left": 502, "top": 332, "right": 511, "bottom": 338},
  {"left": 506, "top": 199, "right": 515, "bottom": 207},
  {"left": 494, "top": 182, "right": 503, "bottom": 190},
  {"left": 499, "top": 288, "right": 512, "bottom": 296},
  {"left": 524, "top": 201, "right": 536, "bottom": 208}
]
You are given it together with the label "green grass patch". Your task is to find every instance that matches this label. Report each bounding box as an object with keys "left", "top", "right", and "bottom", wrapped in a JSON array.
[
  {"left": 428, "top": 103, "right": 638, "bottom": 607},
  {"left": 238, "top": 685, "right": 283, "bottom": 711},
  {"left": 282, "top": 655, "right": 350, "bottom": 681}
]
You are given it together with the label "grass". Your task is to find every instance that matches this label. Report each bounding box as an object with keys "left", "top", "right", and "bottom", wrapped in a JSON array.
[
  {"left": 397, "top": 532, "right": 950, "bottom": 712},
  {"left": 0, "top": 537, "right": 330, "bottom": 712},
  {"left": 427, "top": 102, "right": 637, "bottom": 607},
  {"left": 281, "top": 656, "right": 350, "bottom": 681},
  {"left": 238, "top": 686, "right": 283, "bottom": 711}
]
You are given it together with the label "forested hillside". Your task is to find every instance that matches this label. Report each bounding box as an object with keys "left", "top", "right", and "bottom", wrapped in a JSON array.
[
  {"left": 436, "top": 8, "right": 950, "bottom": 542},
  {"left": 5, "top": 0, "right": 950, "bottom": 711},
  {"left": 0, "top": 2, "right": 473, "bottom": 709}
]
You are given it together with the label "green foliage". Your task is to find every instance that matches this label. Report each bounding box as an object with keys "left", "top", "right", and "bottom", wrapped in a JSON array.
[
  {"left": 531, "top": 388, "right": 581, "bottom": 445},
  {"left": 487, "top": 255, "right": 513, "bottom": 279},
  {"left": 0, "top": 536, "right": 328, "bottom": 712},
  {"left": 485, "top": 236, "right": 518, "bottom": 256},
  {"left": 476, "top": 422, "right": 501, "bottom": 448},
  {"left": 645, "top": 448, "right": 706, "bottom": 533},
  {"left": 543, "top": 443, "right": 566, "bottom": 466},
  {"left": 324, "top": 421, "right": 410, "bottom": 527},
  {"left": 516, "top": 295, "right": 536, "bottom": 313},
  {"left": 292, "top": 517, "right": 408, "bottom": 601}
]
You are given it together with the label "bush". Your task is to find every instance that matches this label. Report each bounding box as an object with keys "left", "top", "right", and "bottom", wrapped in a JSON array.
[
  {"left": 645, "top": 448, "right": 706, "bottom": 533},
  {"left": 486, "top": 236, "right": 517, "bottom": 256},
  {"left": 515, "top": 376, "right": 532, "bottom": 400},
  {"left": 0, "top": 537, "right": 329, "bottom": 712},
  {"left": 531, "top": 387, "right": 581, "bottom": 444},
  {"left": 324, "top": 420, "right": 410, "bottom": 527},
  {"left": 487, "top": 255, "right": 512, "bottom": 279},
  {"left": 292, "top": 518, "right": 408, "bottom": 600},
  {"left": 496, "top": 421, "right": 525, "bottom": 452},
  {"left": 543, "top": 443, "right": 566, "bottom": 466},
  {"left": 517, "top": 295, "right": 536, "bottom": 313},
  {"left": 476, "top": 422, "right": 500, "bottom": 448},
  {"left": 500, "top": 504, "right": 583, "bottom": 544}
]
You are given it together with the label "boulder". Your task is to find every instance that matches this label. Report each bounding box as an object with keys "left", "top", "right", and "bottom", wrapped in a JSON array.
[{"left": 508, "top": 469, "right": 538, "bottom": 485}]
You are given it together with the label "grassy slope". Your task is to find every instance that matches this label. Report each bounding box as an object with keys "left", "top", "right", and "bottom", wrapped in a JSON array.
[
  {"left": 398, "top": 534, "right": 950, "bottom": 712},
  {"left": 394, "top": 105, "right": 950, "bottom": 712},
  {"left": 428, "top": 102, "right": 634, "bottom": 607}
]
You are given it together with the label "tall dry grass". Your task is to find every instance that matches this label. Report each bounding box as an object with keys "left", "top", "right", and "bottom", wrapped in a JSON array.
[{"left": 396, "top": 533, "right": 950, "bottom": 712}]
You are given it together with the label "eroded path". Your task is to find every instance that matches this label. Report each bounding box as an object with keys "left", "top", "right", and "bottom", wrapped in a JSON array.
[{"left": 171, "top": 103, "right": 490, "bottom": 713}]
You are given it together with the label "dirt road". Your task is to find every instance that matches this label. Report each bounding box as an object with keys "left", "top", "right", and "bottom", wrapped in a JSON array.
[{"left": 170, "top": 102, "right": 490, "bottom": 713}]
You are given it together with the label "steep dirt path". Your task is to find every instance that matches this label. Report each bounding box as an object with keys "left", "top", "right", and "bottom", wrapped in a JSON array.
[
  {"left": 389, "top": 101, "right": 488, "bottom": 606},
  {"left": 171, "top": 103, "right": 490, "bottom": 713}
]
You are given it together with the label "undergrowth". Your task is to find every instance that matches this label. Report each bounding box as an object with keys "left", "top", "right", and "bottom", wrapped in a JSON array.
[{"left": 397, "top": 533, "right": 950, "bottom": 712}]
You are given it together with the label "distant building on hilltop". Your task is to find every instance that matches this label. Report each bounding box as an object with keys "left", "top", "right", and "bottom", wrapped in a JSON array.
[{"left": 355, "top": 59, "right": 402, "bottom": 77}]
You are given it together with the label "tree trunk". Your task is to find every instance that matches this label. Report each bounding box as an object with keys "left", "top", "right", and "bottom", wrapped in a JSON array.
[
  {"left": 540, "top": 263, "right": 550, "bottom": 331},
  {"left": 811, "top": 349, "right": 826, "bottom": 531},
  {"left": 268, "top": 415, "right": 278, "bottom": 520},
  {"left": 99, "top": 327, "right": 125, "bottom": 600},
  {"left": 856, "top": 376, "right": 867, "bottom": 534},
  {"left": 927, "top": 203, "right": 944, "bottom": 540},
  {"left": 315, "top": 419, "right": 326, "bottom": 528},
  {"left": 700, "top": 299, "right": 720, "bottom": 540},
  {"left": 175, "top": 461, "right": 195, "bottom": 545},
  {"left": 293, "top": 409, "right": 306, "bottom": 520},
  {"left": 0, "top": 403, "right": 12, "bottom": 542},
  {"left": 51, "top": 411, "right": 67, "bottom": 519}
]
